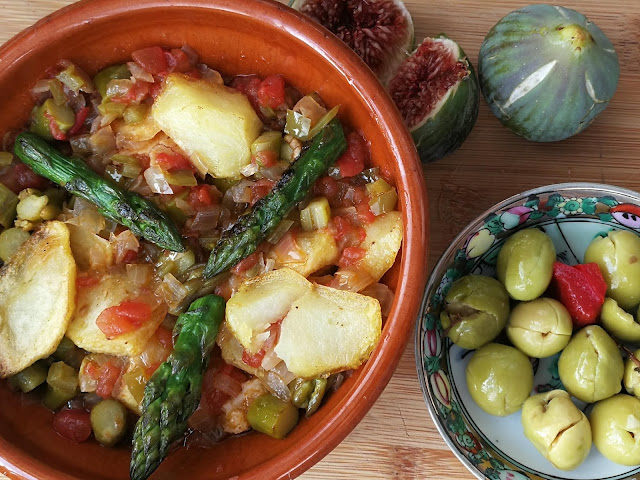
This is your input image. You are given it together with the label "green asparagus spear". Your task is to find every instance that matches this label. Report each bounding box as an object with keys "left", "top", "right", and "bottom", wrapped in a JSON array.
[
  {"left": 130, "top": 294, "right": 225, "bottom": 480},
  {"left": 13, "top": 132, "right": 184, "bottom": 252},
  {"left": 203, "top": 119, "right": 347, "bottom": 278}
]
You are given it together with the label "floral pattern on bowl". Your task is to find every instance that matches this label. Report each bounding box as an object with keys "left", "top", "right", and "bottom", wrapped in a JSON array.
[{"left": 416, "top": 183, "right": 640, "bottom": 480}]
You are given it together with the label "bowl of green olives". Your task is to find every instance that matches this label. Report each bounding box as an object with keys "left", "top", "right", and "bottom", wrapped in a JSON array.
[{"left": 417, "top": 183, "right": 640, "bottom": 480}]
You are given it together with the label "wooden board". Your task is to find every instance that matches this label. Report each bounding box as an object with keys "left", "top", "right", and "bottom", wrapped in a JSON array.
[{"left": 1, "top": 1, "right": 638, "bottom": 479}]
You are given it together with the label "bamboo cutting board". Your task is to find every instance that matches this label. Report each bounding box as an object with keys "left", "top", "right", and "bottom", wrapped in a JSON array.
[{"left": 1, "top": 1, "right": 639, "bottom": 479}]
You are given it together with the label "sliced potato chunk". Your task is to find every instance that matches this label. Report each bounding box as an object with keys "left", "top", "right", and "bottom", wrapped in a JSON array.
[
  {"left": 269, "top": 229, "right": 339, "bottom": 277},
  {"left": 67, "top": 267, "right": 166, "bottom": 356},
  {"left": 0, "top": 221, "right": 76, "bottom": 378},
  {"left": 151, "top": 73, "right": 263, "bottom": 179},
  {"left": 226, "top": 268, "right": 312, "bottom": 353},
  {"left": 274, "top": 285, "right": 381, "bottom": 378},
  {"left": 357, "top": 211, "right": 403, "bottom": 282}
]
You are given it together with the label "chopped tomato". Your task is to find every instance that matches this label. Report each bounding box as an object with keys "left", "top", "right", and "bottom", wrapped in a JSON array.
[
  {"left": 314, "top": 175, "right": 346, "bottom": 207},
  {"left": 154, "top": 326, "right": 173, "bottom": 350},
  {"left": 230, "top": 75, "right": 261, "bottom": 103},
  {"left": 95, "top": 361, "right": 122, "bottom": 399},
  {"left": 242, "top": 349, "right": 266, "bottom": 368},
  {"left": 111, "top": 81, "right": 151, "bottom": 105},
  {"left": 76, "top": 273, "right": 100, "bottom": 289},
  {"left": 202, "top": 363, "right": 248, "bottom": 415},
  {"left": 331, "top": 215, "right": 366, "bottom": 249},
  {"left": 44, "top": 112, "right": 67, "bottom": 141},
  {"left": 252, "top": 150, "right": 279, "bottom": 168},
  {"left": 356, "top": 202, "right": 376, "bottom": 224},
  {"left": 132, "top": 46, "right": 168, "bottom": 75},
  {"left": 250, "top": 178, "right": 275, "bottom": 205},
  {"left": 257, "top": 75, "right": 286, "bottom": 109},
  {"left": 119, "top": 249, "right": 139, "bottom": 264},
  {"left": 231, "top": 251, "right": 261, "bottom": 275},
  {"left": 338, "top": 246, "right": 367, "bottom": 268},
  {"left": 52, "top": 409, "right": 92, "bottom": 443},
  {"left": 68, "top": 106, "right": 90, "bottom": 136},
  {"left": 0, "top": 163, "right": 50, "bottom": 194},
  {"left": 154, "top": 152, "right": 193, "bottom": 172},
  {"left": 188, "top": 184, "right": 219, "bottom": 209},
  {"left": 165, "top": 48, "right": 192, "bottom": 73},
  {"left": 336, "top": 132, "right": 367, "bottom": 178},
  {"left": 96, "top": 301, "right": 153, "bottom": 339}
]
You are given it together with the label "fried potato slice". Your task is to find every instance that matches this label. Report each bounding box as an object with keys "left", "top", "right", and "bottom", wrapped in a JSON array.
[
  {"left": 0, "top": 221, "right": 76, "bottom": 378},
  {"left": 269, "top": 229, "right": 339, "bottom": 277},
  {"left": 274, "top": 285, "right": 381, "bottom": 378},
  {"left": 357, "top": 211, "right": 403, "bottom": 282},
  {"left": 67, "top": 267, "right": 166, "bottom": 356}
]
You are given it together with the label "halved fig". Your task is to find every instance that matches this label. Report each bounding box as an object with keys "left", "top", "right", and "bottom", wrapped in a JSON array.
[
  {"left": 290, "top": 0, "right": 414, "bottom": 85},
  {"left": 388, "top": 35, "right": 479, "bottom": 163}
]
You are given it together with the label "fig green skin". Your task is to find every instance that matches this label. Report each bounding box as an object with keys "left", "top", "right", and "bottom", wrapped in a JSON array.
[
  {"left": 590, "top": 394, "right": 640, "bottom": 466},
  {"left": 409, "top": 38, "right": 479, "bottom": 163},
  {"left": 623, "top": 348, "right": 640, "bottom": 398},
  {"left": 506, "top": 297, "right": 572, "bottom": 358},
  {"left": 440, "top": 274, "right": 510, "bottom": 350},
  {"left": 585, "top": 230, "right": 640, "bottom": 310},
  {"left": 466, "top": 343, "right": 533, "bottom": 416},
  {"left": 496, "top": 228, "right": 555, "bottom": 301},
  {"left": 521, "top": 390, "right": 592, "bottom": 470},
  {"left": 478, "top": 4, "right": 619, "bottom": 142},
  {"left": 558, "top": 325, "right": 623, "bottom": 403},
  {"left": 600, "top": 297, "right": 640, "bottom": 342}
]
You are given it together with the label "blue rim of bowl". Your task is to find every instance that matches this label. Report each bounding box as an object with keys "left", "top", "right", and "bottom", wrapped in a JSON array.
[{"left": 414, "top": 182, "right": 640, "bottom": 479}]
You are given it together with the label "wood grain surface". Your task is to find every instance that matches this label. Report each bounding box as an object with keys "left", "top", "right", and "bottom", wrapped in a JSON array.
[{"left": 1, "top": 1, "right": 638, "bottom": 479}]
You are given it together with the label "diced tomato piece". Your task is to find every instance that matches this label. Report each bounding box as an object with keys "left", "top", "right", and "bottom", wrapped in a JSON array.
[
  {"left": 336, "top": 132, "right": 367, "bottom": 178},
  {"left": 252, "top": 150, "right": 278, "bottom": 168},
  {"left": 331, "top": 215, "right": 366, "bottom": 249},
  {"left": 96, "top": 301, "right": 153, "bottom": 339},
  {"left": 95, "top": 361, "right": 122, "bottom": 399},
  {"left": 250, "top": 178, "right": 275, "bottom": 205},
  {"left": 68, "top": 106, "right": 90, "bottom": 136},
  {"left": 357, "top": 202, "right": 376, "bottom": 224},
  {"left": 338, "top": 246, "right": 367, "bottom": 268},
  {"left": 231, "top": 251, "right": 261, "bottom": 276},
  {"left": 132, "top": 46, "right": 168, "bottom": 75},
  {"left": 188, "top": 184, "right": 219, "bottom": 209},
  {"left": 165, "top": 48, "right": 193, "bottom": 73},
  {"left": 242, "top": 348, "right": 266, "bottom": 368},
  {"left": 43, "top": 112, "right": 67, "bottom": 141},
  {"left": 201, "top": 362, "right": 248, "bottom": 415},
  {"left": 119, "top": 249, "right": 139, "bottom": 264},
  {"left": 155, "top": 326, "right": 174, "bottom": 350},
  {"left": 0, "top": 163, "right": 50, "bottom": 194},
  {"left": 76, "top": 273, "right": 100, "bottom": 289},
  {"left": 230, "top": 75, "right": 261, "bottom": 100},
  {"left": 149, "top": 81, "right": 163, "bottom": 100},
  {"left": 111, "top": 81, "right": 151, "bottom": 105},
  {"left": 257, "top": 75, "right": 286, "bottom": 109},
  {"left": 52, "top": 409, "right": 92, "bottom": 443},
  {"left": 154, "top": 152, "right": 193, "bottom": 172}
]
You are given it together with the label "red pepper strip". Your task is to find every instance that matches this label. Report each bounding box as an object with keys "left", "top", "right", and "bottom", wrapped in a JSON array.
[
  {"left": 550, "top": 261, "right": 607, "bottom": 327},
  {"left": 68, "top": 106, "right": 90, "bottom": 136},
  {"left": 43, "top": 112, "right": 67, "bottom": 141}
]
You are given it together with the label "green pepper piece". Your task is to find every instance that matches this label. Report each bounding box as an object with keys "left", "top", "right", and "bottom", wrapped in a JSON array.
[
  {"left": 123, "top": 104, "right": 149, "bottom": 124},
  {"left": 247, "top": 393, "right": 299, "bottom": 439},
  {"left": 251, "top": 131, "right": 282, "bottom": 156},
  {"left": 94, "top": 64, "right": 131, "bottom": 99},
  {"left": 91, "top": 399, "right": 128, "bottom": 447},
  {"left": 11, "top": 361, "right": 48, "bottom": 393},
  {"left": 305, "top": 378, "right": 327, "bottom": 417},
  {"left": 290, "top": 379, "right": 314, "bottom": 408},
  {"left": 30, "top": 98, "right": 75, "bottom": 140},
  {"left": 42, "top": 384, "right": 77, "bottom": 410},
  {"left": 52, "top": 337, "right": 85, "bottom": 370},
  {"left": 56, "top": 62, "right": 94, "bottom": 93},
  {"left": 284, "top": 109, "right": 311, "bottom": 139}
]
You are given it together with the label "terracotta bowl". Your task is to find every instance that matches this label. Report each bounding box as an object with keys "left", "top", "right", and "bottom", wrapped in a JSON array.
[{"left": 0, "top": 0, "right": 427, "bottom": 479}]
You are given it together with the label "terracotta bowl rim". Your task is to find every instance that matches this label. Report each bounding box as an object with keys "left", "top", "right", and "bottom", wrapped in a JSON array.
[{"left": 0, "top": 1, "right": 429, "bottom": 479}]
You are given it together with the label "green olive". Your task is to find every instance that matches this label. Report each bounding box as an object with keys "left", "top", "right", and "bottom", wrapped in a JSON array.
[
  {"left": 506, "top": 297, "right": 572, "bottom": 358},
  {"left": 496, "top": 228, "right": 555, "bottom": 301},
  {"left": 590, "top": 394, "right": 640, "bottom": 465},
  {"left": 600, "top": 297, "right": 640, "bottom": 342},
  {"left": 585, "top": 230, "right": 640, "bottom": 310},
  {"left": 558, "top": 325, "right": 623, "bottom": 403},
  {"left": 466, "top": 343, "right": 533, "bottom": 416},
  {"left": 623, "top": 348, "right": 640, "bottom": 398},
  {"left": 439, "top": 275, "right": 510, "bottom": 350},
  {"left": 521, "top": 390, "right": 591, "bottom": 470}
]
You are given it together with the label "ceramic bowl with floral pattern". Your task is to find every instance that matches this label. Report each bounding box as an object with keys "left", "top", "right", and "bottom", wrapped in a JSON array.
[{"left": 417, "top": 183, "right": 640, "bottom": 480}]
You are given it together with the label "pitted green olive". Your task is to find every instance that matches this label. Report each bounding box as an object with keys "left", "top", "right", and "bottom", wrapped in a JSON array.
[
  {"left": 585, "top": 230, "right": 640, "bottom": 310},
  {"left": 496, "top": 228, "right": 555, "bottom": 301},
  {"left": 600, "top": 297, "right": 640, "bottom": 342},
  {"left": 558, "top": 325, "right": 623, "bottom": 403},
  {"left": 623, "top": 348, "right": 640, "bottom": 398},
  {"left": 506, "top": 297, "right": 572, "bottom": 358},
  {"left": 466, "top": 343, "right": 533, "bottom": 416},
  {"left": 440, "top": 275, "right": 510, "bottom": 350},
  {"left": 590, "top": 394, "right": 640, "bottom": 465},
  {"left": 521, "top": 390, "right": 591, "bottom": 470}
]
